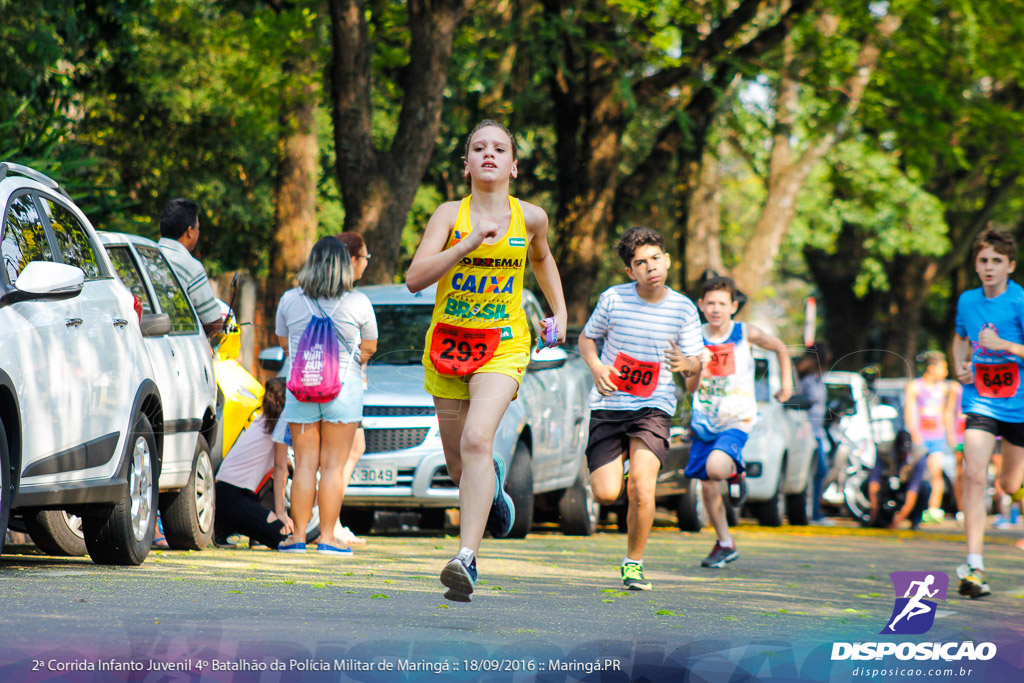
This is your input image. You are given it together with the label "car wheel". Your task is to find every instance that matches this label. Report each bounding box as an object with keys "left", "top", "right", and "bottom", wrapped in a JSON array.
[
  {"left": 0, "top": 419, "right": 13, "bottom": 555},
  {"left": 558, "top": 460, "right": 598, "bottom": 536},
  {"left": 24, "top": 510, "right": 87, "bottom": 556},
  {"left": 676, "top": 480, "right": 707, "bottom": 532},
  {"left": 753, "top": 476, "right": 785, "bottom": 527},
  {"left": 160, "top": 436, "right": 216, "bottom": 550},
  {"left": 786, "top": 462, "right": 814, "bottom": 526},
  {"left": 83, "top": 414, "right": 158, "bottom": 565},
  {"left": 419, "top": 508, "right": 448, "bottom": 531},
  {"left": 343, "top": 508, "right": 375, "bottom": 536},
  {"left": 504, "top": 441, "right": 534, "bottom": 539}
]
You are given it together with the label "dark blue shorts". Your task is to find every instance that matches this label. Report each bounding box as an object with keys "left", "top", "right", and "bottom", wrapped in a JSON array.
[{"left": 685, "top": 429, "right": 749, "bottom": 480}]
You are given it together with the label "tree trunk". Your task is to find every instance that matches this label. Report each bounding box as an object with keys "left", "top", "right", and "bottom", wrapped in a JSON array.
[
  {"left": 685, "top": 143, "right": 727, "bottom": 285},
  {"left": 328, "top": 0, "right": 470, "bottom": 284},
  {"left": 733, "top": 12, "right": 902, "bottom": 300},
  {"left": 270, "top": 57, "right": 319, "bottom": 282}
]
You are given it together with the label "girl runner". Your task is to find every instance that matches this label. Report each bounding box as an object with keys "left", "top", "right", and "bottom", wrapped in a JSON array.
[{"left": 406, "top": 120, "right": 567, "bottom": 602}]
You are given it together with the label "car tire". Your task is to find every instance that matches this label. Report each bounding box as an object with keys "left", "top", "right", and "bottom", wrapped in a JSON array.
[
  {"left": 504, "top": 441, "right": 533, "bottom": 539},
  {"left": 786, "top": 462, "right": 814, "bottom": 526},
  {"left": 160, "top": 436, "right": 215, "bottom": 550},
  {"left": 24, "top": 510, "right": 87, "bottom": 556},
  {"left": 419, "top": 508, "right": 447, "bottom": 531},
  {"left": 558, "top": 460, "right": 598, "bottom": 536},
  {"left": 753, "top": 475, "right": 785, "bottom": 527},
  {"left": 0, "top": 419, "right": 12, "bottom": 555},
  {"left": 83, "top": 414, "right": 158, "bottom": 566},
  {"left": 343, "top": 509, "right": 375, "bottom": 536},
  {"left": 676, "top": 480, "right": 706, "bottom": 532}
]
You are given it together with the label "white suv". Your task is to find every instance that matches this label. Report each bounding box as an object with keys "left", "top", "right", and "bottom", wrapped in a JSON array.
[
  {"left": 99, "top": 231, "right": 219, "bottom": 550},
  {"left": 0, "top": 162, "right": 164, "bottom": 565}
]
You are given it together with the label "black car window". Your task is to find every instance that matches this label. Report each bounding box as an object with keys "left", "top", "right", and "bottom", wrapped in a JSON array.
[
  {"left": 370, "top": 304, "right": 435, "bottom": 365},
  {"left": 42, "top": 198, "right": 102, "bottom": 280},
  {"left": 106, "top": 246, "right": 154, "bottom": 313},
  {"left": 2, "top": 193, "right": 53, "bottom": 284},
  {"left": 135, "top": 245, "right": 199, "bottom": 334}
]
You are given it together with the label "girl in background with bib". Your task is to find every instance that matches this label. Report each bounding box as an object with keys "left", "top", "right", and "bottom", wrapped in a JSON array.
[
  {"left": 274, "top": 237, "right": 378, "bottom": 556},
  {"left": 406, "top": 120, "right": 567, "bottom": 602}
]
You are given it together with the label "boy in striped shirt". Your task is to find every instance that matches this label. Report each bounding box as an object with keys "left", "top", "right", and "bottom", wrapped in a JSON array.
[{"left": 578, "top": 227, "right": 705, "bottom": 590}]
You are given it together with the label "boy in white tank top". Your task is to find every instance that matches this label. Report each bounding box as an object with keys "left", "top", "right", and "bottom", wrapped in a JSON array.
[{"left": 681, "top": 277, "right": 793, "bottom": 568}]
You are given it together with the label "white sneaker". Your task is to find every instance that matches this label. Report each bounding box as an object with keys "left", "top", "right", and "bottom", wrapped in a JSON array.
[{"left": 339, "top": 525, "right": 366, "bottom": 546}]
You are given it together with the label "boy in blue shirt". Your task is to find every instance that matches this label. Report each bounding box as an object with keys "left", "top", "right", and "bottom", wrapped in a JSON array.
[{"left": 952, "top": 228, "right": 1024, "bottom": 598}]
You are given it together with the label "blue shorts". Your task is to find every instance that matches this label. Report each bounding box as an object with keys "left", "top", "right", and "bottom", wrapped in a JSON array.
[
  {"left": 271, "top": 416, "right": 292, "bottom": 446},
  {"left": 922, "top": 438, "right": 951, "bottom": 456},
  {"left": 685, "top": 429, "right": 749, "bottom": 480},
  {"left": 281, "top": 374, "right": 364, "bottom": 425}
]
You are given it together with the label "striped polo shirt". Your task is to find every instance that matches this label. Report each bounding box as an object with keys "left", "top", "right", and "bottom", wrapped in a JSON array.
[
  {"left": 583, "top": 282, "right": 704, "bottom": 415},
  {"left": 158, "top": 237, "right": 222, "bottom": 325}
]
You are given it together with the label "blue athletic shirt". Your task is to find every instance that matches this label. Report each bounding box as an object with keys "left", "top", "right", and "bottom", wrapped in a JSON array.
[
  {"left": 583, "top": 283, "right": 703, "bottom": 416},
  {"left": 955, "top": 280, "right": 1024, "bottom": 422}
]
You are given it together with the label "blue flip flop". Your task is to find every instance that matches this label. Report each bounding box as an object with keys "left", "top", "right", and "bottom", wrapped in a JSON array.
[
  {"left": 278, "top": 541, "right": 307, "bottom": 553},
  {"left": 317, "top": 542, "right": 354, "bottom": 556}
]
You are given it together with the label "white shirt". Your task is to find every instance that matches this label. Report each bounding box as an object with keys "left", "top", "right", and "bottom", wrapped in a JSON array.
[
  {"left": 216, "top": 415, "right": 275, "bottom": 492},
  {"left": 583, "top": 283, "right": 703, "bottom": 415}
]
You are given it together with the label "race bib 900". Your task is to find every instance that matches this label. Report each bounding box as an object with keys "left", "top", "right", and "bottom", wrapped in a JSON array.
[
  {"left": 975, "top": 362, "right": 1020, "bottom": 399},
  {"left": 611, "top": 352, "right": 659, "bottom": 397}
]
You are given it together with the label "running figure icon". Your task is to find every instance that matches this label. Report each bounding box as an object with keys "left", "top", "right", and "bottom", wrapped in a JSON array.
[
  {"left": 887, "top": 575, "right": 939, "bottom": 632},
  {"left": 881, "top": 570, "right": 949, "bottom": 635}
]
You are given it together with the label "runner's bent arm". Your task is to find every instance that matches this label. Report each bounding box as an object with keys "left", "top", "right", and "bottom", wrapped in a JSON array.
[
  {"left": 748, "top": 325, "right": 793, "bottom": 402},
  {"left": 524, "top": 203, "right": 568, "bottom": 344},
  {"left": 952, "top": 334, "right": 973, "bottom": 385},
  {"left": 978, "top": 326, "right": 1024, "bottom": 360},
  {"left": 406, "top": 202, "right": 497, "bottom": 293},
  {"left": 579, "top": 333, "right": 617, "bottom": 396}
]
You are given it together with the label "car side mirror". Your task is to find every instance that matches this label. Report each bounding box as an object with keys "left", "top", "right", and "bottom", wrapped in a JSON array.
[
  {"left": 259, "top": 346, "right": 286, "bottom": 372},
  {"left": 1, "top": 261, "right": 84, "bottom": 305},
  {"left": 141, "top": 312, "right": 170, "bottom": 337},
  {"left": 528, "top": 346, "right": 568, "bottom": 371}
]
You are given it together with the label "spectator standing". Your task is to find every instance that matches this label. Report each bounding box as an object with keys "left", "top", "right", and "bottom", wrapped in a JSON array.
[
  {"left": 275, "top": 237, "right": 378, "bottom": 556},
  {"left": 796, "top": 343, "right": 833, "bottom": 525},
  {"left": 157, "top": 198, "right": 222, "bottom": 338}
]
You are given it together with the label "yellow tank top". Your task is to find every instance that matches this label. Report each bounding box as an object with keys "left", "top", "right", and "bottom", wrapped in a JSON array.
[{"left": 423, "top": 195, "right": 531, "bottom": 374}]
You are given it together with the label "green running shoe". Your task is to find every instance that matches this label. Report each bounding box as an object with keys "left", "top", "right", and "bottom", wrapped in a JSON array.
[{"left": 621, "top": 562, "right": 652, "bottom": 590}]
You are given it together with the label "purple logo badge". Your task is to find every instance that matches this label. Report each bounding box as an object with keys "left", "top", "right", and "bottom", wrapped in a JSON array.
[{"left": 881, "top": 571, "right": 948, "bottom": 635}]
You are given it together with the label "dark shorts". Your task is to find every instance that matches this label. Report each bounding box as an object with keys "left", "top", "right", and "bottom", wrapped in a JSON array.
[
  {"left": 586, "top": 408, "right": 671, "bottom": 472},
  {"left": 964, "top": 413, "right": 1024, "bottom": 448},
  {"left": 685, "top": 429, "right": 749, "bottom": 480}
]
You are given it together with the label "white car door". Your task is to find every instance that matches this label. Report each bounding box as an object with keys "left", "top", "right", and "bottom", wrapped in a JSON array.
[
  {"left": 1, "top": 192, "right": 90, "bottom": 472},
  {"left": 40, "top": 196, "right": 132, "bottom": 455},
  {"left": 134, "top": 244, "right": 204, "bottom": 483}
]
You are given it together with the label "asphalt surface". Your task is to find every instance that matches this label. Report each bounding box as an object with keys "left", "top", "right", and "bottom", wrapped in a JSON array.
[{"left": 1, "top": 516, "right": 1023, "bottom": 680}]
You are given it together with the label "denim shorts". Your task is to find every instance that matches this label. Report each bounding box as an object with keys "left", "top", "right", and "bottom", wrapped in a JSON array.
[{"left": 281, "top": 374, "right": 364, "bottom": 425}]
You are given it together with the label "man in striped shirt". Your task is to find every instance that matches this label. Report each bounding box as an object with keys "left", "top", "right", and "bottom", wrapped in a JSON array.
[
  {"left": 157, "top": 198, "right": 223, "bottom": 338},
  {"left": 578, "top": 226, "right": 706, "bottom": 590}
]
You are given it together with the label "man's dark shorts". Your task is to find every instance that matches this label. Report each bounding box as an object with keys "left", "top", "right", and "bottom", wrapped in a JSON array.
[
  {"left": 965, "top": 413, "right": 1024, "bottom": 448},
  {"left": 586, "top": 408, "right": 671, "bottom": 472}
]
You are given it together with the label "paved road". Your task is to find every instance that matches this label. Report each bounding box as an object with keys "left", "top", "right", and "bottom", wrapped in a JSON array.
[{"left": 1, "top": 520, "right": 1022, "bottom": 681}]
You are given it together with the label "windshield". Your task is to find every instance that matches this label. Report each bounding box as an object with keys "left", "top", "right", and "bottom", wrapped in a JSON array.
[{"left": 370, "top": 303, "right": 435, "bottom": 365}]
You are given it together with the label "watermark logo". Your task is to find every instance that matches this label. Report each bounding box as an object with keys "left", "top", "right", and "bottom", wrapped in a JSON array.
[{"left": 881, "top": 571, "right": 948, "bottom": 635}]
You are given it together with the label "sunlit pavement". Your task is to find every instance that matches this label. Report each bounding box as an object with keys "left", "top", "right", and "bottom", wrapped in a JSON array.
[{"left": 2, "top": 514, "right": 1022, "bottom": 659}]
